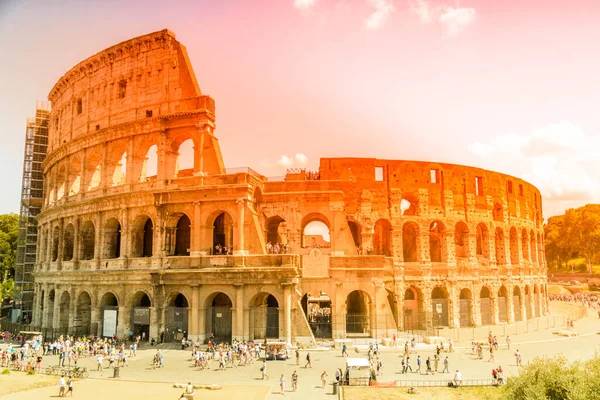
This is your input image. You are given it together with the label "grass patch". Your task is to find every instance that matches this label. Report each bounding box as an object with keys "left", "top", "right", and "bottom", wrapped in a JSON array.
[{"left": 344, "top": 386, "right": 504, "bottom": 400}]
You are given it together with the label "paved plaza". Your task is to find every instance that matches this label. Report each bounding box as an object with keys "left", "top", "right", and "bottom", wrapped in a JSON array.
[{"left": 4, "top": 310, "right": 600, "bottom": 400}]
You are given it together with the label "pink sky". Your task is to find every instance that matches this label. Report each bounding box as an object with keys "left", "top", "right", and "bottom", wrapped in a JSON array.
[{"left": 1, "top": 0, "right": 599, "bottom": 217}]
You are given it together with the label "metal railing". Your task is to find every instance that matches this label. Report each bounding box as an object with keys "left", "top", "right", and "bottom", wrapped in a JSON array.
[{"left": 396, "top": 379, "right": 498, "bottom": 387}]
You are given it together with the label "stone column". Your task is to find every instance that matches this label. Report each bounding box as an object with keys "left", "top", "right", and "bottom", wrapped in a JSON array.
[
  {"left": 448, "top": 284, "right": 457, "bottom": 328},
  {"left": 149, "top": 306, "right": 159, "bottom": 342},
  {"left": 507, "top": 290, "right": 515, "bottom": 323},
  {"left": 491, "top": 293, "right": 500, "bottom": 325},
  {"left": 68, "top": 288, "right": 76, "bottom": 334},
  {"left": 157, "top": 130, "right": 168, "bottom": 181},
  {"left": 57, "top": 219, "right": 64, "bottom": 270},
  {"left": 117, "top": 305, "right": 129, "bottom": 339},
  {"left": 52, "top": 292, "right": 61, "bottom": 330},
  {"left": 234, "top": 198, "right": 247, "bottom": 255},
  {"left": 101, "top": 142, "right": 108, "bottom": 192},
  {"left": 191, "top": 202, "right": 202, "bottom": 256},
  {"left": 91, "top": 306, "right": 101, "bottom": 337},
  {"left": 234, "top": 283, "right": 245, "bottom": 341},
  {"left": 126, "top": 136, "right": 134, "bottom": 186},
  {"left": 41, "top": 288, "right": 50, "bottom": 328},
  {"left": 94, "top": 212, "right": 103, "bottom": 269},
  {"left": 445, "top": 231, "right": 456, "bottom": 267},
  {"left": 121, "top": 207, "right": 130, "bottom": 261},
  {"left": 189, "top": 285, "right": 199, "bottom": 341},
  {"left": 198, "top": 306, "right": 206, "bottom": 343},
  {"left": 80, "top": 148, "right": 87, "bottom": 198},
  {"left": 46, "top": 221, "right": 53, "bottom": 269},
  {"left": 521, "top": 288, "right": 528, "bottom": 320},
  {"left": 283, "top": 283, "right": 293, "bottom": 345},
  {"left": 73, "top": 218, "right": 80, "bottom": 266}
]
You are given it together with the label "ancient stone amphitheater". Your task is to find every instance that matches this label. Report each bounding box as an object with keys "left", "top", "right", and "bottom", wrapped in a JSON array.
[{"left": 32, "top": 30, "right": 547, "bottom": 344}]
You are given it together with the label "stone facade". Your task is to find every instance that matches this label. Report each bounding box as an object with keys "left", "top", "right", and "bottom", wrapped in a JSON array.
[{"left": 32, "top": 30, "right": 548, "bottom": 344}]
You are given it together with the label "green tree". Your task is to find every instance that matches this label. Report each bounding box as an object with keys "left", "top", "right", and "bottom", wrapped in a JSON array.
[
  {"left": 0, "top": 213, "right": 18, "bottom": 282},
  {"left": 561, "top": 204, "right": 600, "bottom": 274},
  {"left": 544, "top": 215, "right": 568, "bottom": 270}
]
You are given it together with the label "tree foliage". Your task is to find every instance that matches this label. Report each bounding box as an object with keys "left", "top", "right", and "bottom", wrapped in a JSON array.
[
  {"left": 504, "top": 354, "right": 600, "bottom": 400},
  {"left": 544, "top": 204, "right": 600, "bottom": 274},
  {"left": 0, "top": 213, "right": 18, "bottom": 282}
]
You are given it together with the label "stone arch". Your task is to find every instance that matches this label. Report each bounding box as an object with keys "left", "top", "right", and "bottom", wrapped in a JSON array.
[
  {"left": 131, "top": 291, "right": 152, "bottom": 340},
  {"left": 174, "top": 138, "right": 195, "bottom": 177},
  {"left": 68, "top": 157, "right": 81, "bottom": 195},
  {"left": 165, "top": 213, "right": 191, "bottom": 256},
  {"left": 347, "top": 220, "right": 362, "bottom": 248},
  {"left": 205, "top": 292, "right": 232, "bottom": 343},
  {"left": 52, "top": 226, "right": 60, "bottom": 262},
  {"left": 56, "top": 165, "right": 67, "bottom": 201},
  {"left": 476, "top": 223, "right": 490, "bottom": 258},
  {"left": 100, "top": 292, "right": 119, "bottom": 338},
  {"left": 301, "top": 291, "right": 332, "bottom": 339},
  {"left": 80, "top": 220, "right": 95, "bottom": 260},
  {"left": 58, "top": 291, "right": 71, "bottom": 333},
  {"left": 454, "top": 221, "right": 470, "bottom": 258},
  {"left": 521, "top": 229, "right": 529, "bottom": 261},
  {"left": 165, "top": 292, "right": 190, "bottom": 342},
  {"left": 373, "top": 219, "right": 392, "bottom": 256},
  {"left": 110, "top": 149, "right": 127, "bottom": 186},
  {"left": 85, "top": 151, "right": 102, "bottom": 191},
  {"left": 492, "top": 203, "right": 503, "bottom": 222},
  {"left": 265, "top": 216, "right": 286, "bottom": 249},
  {"left": 402, "top": 222, "right": 419, "bottom": 262},
  {"left": 211, "top": 211, "right": 233, "bottom": 254},
  {"left": 495, "top": 227, "right": 506, "bottom": 265},
  {"left": 459, "top": 288, "right": 473, "bottom": 327},
  {"left": 498, "top": 285, "right": 509, "bottom": 322},
  {"left": 138, "top": 143, "right": 158, "bottom": 182},
  {"left": 431, "top": 286, "right": 449, "bottom": 326},
  {"left": 400, "top": 193, "right": 419, "bottom": 216},
  {"left": 346, "top": 290, "right": 371, "bottom": 337},
  {"left": 512, "top": 285, "right": 522, "bottom": 321},
  {"left": 530, "top": 230, "right": 537, "bottom": 263},
  {"left": 250, "top": 292, "right": 280, "bottom": 339},
  {"left": 480, "top": 286, "right": 492, "bottom": 325},
  {"left": 253, "top": 186, "right": 263, "bottom": 205},
  {"left": 102, "top": 218, "right": 122, "bottom": 259},
  {"left": 301, "top": 213, "right": 331, "bottom": 248},
  {"left": 62, "top": 223, "right": 75, "bottom": 261},
  {"left": 131, "top": 214, "right": 154, "bottom": 257},
  {"left": 509, "top": 227, "right": 519, "bottom": 265},
  {"left": 403, "top": 286, "right": 424, "bottom": 330},
  {"left": 429, "top": 221, "right": 446, "bottom": 262},
  {"left": 75, "top": 291, "right": 92, "bottom": 335}
]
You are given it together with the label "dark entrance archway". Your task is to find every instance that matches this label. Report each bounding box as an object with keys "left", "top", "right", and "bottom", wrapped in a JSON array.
[
  {"left": 165, "top": 293, "right": 189, "bottom": 342},
  {"left": 75, "top": 291, "right": 92, "bottom": 336},
  {"left": 132, "top": 292, "right": 151, "bottom": 341},
  {"left": 174, "top": 216, "right": 191, "bottom": 256},
  {"left": 431, "top": 287, "right": 449, "bottom": 327},
  {"left": 301, "top": 292, "right": 332, "bottom": 339},
  {"left": 459, "top": 288, "right": 473, "bottom": 327},
  {"left": 480, "top": 287, "right": 492, "bottom": 325},
  {"left": 206, "top": 293, "right": 233, "bottom": 344},
  {"left": 346, "top": 290, "right": 370, "bottom": 337},
  {"left": 250, "top": 293, "right": 279, "bottom": 339},
  {"left": 212, "top": 212, "right": 233, "bottom": 254}
]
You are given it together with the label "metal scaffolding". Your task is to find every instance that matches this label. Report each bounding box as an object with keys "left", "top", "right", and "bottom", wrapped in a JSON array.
[{"left": 13, "top": 101, "right": 50, "bottom": 322}]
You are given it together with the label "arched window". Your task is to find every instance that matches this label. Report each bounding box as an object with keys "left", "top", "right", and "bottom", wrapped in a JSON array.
[
  {"left": 175, "top": 139, "right": 194, "bottom": 176},
  {"left": 103, "top": 218, "right": 121, "bottom": 259},
  {"left": 111, "top": 152, "right": 127, "bottom": 186},
  {"left": 174, "top": 215, "right": 191, "bottom": 256},
  {"left": 428, "top": 221, "right": 445, "bottom": 262},
  {"left": 373, "top": 219, "right": 392, "bottom": 256},
  {"left": 402, "top": 222, "right": 418, "bottom": 262},
  {"left": 476, "top": 223, "right": 489, "bottom": 257},
  {"left": 140, "top": 144, "right": 158, "bottom": 181},
  {"left": 454, "top": 222, "right": 469, "bottom": 258}
]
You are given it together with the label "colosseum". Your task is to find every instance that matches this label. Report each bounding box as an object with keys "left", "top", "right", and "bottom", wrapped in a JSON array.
[{"left": 31, "top": 29, "right": 548, "bottom": 345}]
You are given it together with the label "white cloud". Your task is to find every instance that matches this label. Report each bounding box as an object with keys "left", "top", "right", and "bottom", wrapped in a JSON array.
[
  {"left": 365, "top": 0, "right": 395, "bottom": 30},
  {"left": 294, "top": 0, "right": 316, "bottom": 9},
  {"left": 410, "top": 0, "right": 476, "bottom": 35},
  {"left": 468, "top": 121, "right": 600, "bottom": 218}
]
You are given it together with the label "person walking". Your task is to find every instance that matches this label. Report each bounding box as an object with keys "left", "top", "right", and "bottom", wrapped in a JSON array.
[
  {"left": 291, "top": 370, "right": 298, "bottom": 391},
  {"left": 280, "top": 374, "right": 285, "bottom": 394},
  {"left": 433, "top": 354, "right": 439, "bottom": 372},
  {"left": 305, "top": 352, "right": 312, "bottom": 368},
  {"left": 506, "top": 335, "right": 511, "bottom": 350},
  {"left": 453, "top": 369, "right": 462, "bottom": 387},
  {"left": 66, "top": 376, "right": 73, "bottom": 397},
  {"left": 320, "top": 370, "right": 328, "bottom": 389},
  {"left": 425, "top": 357, "right": 432, "bottom": 375},
  {"left": 58, "top": 375, "right": 66, "bottom": 397},
  {"left": 416, "top": 355, "right": 422, "bottom": 373},
  {"left": 295, "top": 349, "right": 300, "bottom": 365},
  {"left": 442, "top": 356, "right": 449, "bottom": 373},
  {"left": 342, "top": 343, "right": 348, "bottom": 357},
  {"left": 489, "top": 346, "right": 495, "bottom": 362},
  {"left": 515, "top": 350, "right": 522, "bottom": 367},
  {"left": 261, "top": 360, "right": 269, "bottom": 380}
]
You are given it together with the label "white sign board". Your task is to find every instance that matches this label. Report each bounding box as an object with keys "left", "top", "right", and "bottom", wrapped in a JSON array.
[
  {"left": 436, "top": 304, "right": 443, "bottom": 314},
  {"left": 103, "top": 309, "right": 118, "bottom": 337}
]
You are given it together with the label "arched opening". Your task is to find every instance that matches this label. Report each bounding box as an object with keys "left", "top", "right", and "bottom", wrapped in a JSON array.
[
  {"left": 102, "top": 218, "right": 121, "bottom": 259},
  {"left": 459, "top": 288, "right": 473, "bottom": 327},
  {"left": 454, "top": 222, "right": 470, "bottom": 258},
  {"left": 480, "top": 286, "right": 492, "bottom": 325},
  {"left": 52, "top": 226, "right": 60, "bottom": 262},
  {"left": 302, "top": 216, "right": 330, "bottom": 248},
  {"left": 429, "top": 221, "right": 445, "bottom": 262},
  {"left": 521, "top": 229, "right": 529, "bottom": 261},
  {"left": 86, "top": 152, "right": 102, "bottom": 191},
  {"left": 403, "top": 287, "right": 424, "bottom": 330},
  {"left": 266, "top": 216, "right": 286, "bottom": 251},
  {"left": 131, "top": 292, "right": 151, "bottom": 341},
  {"left": 402, "top": 222, "right": 418, "bottom": 262},
  {"left": 75, "top": 291, "right": 92, "bottom": 336},
  {"left": 166, "top": 293, "right": 189, "bottom": 342},
  {"left": 495, "top": 228, "right": 506, "bottom": 265},
  {"left": 348, "top": 220, "right": 362, "bottom": 249},
  {"left": 212, "top": 212, "right": 233, "bottom": 254},
  {"left": 509, "top": 227, "right": 519, "bottom": 265},
  {"left": 58, "top": 291, "right": 70, "bottom": 333},
  {"left": 140, "top": 144, "right": 158, "bottom": 181},
  {"left": 498, "top": 286, "right": 509, "bottom": 323},
  {"left": 476, "top": 223, "right": 490, "bottom": 258},
  {"left": 47, "top": 290, "right": 55, "bottom": 328},
  {"left": 205, "top": 293, "right": 232, "bottom": 344},
  {"left": 492, "top": 203, "right": 503, "bottom": 222},
  {"left": 346, "top": 290, "right": 370, "bottom": 337},
  {"left": 111, "top": 151, "right": 127, "bottom": 186},
  {"left": 373, "top": 219, "right": 392, "bottom": 256},
  {"left": 530, "top": 230, "right": 537, "bottom": 263},
  {"left": 68, "top": 157, "right": 81, "bottom": 196},
  {"left": 513, "top": 286, "right": 522, "bottom": 321},
  {"left": 400, "top": 195, "right": 418, "bottom": 216},
  {"left": 301, "top": 292, "right": 332, "bottom": 339},
  {"left": 131, "top": 215, "right": 153, "bottom": 257},
  {"left": 250, "top": 293, "right": 280, "bottom": 340},
  {"left": 100, "top": 292, "right": 119, "bottom": 338},
  {"left": 175, "top": 139, "right": 194, "bottom": 177},
  {"left": 63, "top": 224, "right": 75, "bottom": 261},
  {"left": 431, "top": 287, "right": 449, "bottom": 327},
  {"left": 80, "top": 220, "right": 95, "bottom": 260},
  {"left": 56, "top": 166, "right": 66, "bottom": 201},
  {"left": 174, "top": 215, "right": 191, "bottom": 256}
]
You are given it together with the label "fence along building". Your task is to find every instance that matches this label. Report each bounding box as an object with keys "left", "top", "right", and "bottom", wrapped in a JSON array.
[{"left": 31, "top": 29, "right": 548, "bottom": 344}]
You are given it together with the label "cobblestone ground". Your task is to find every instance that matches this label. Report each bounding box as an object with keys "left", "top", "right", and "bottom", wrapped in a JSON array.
[{"left": 4, "top": 314, "right": 600, "bottom": 400}]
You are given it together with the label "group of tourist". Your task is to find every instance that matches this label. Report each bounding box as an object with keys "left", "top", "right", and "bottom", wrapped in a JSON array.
[
  {"left": 549, "top": 293, "right": 600, "bottom": 309},
  {"left": 213, "top": 244, "right": 233, "bottom": 255},
  {"left": 266, "top": 241, "right": 289, "bottom": 254}
]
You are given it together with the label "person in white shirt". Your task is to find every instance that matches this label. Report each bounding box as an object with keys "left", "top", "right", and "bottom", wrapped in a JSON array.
[
  {"left": 453, "top": 370, "right": 462, "bottom": 387},
  {"left": 58, "top": 375, "right": 66, "bottom": 397}
]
